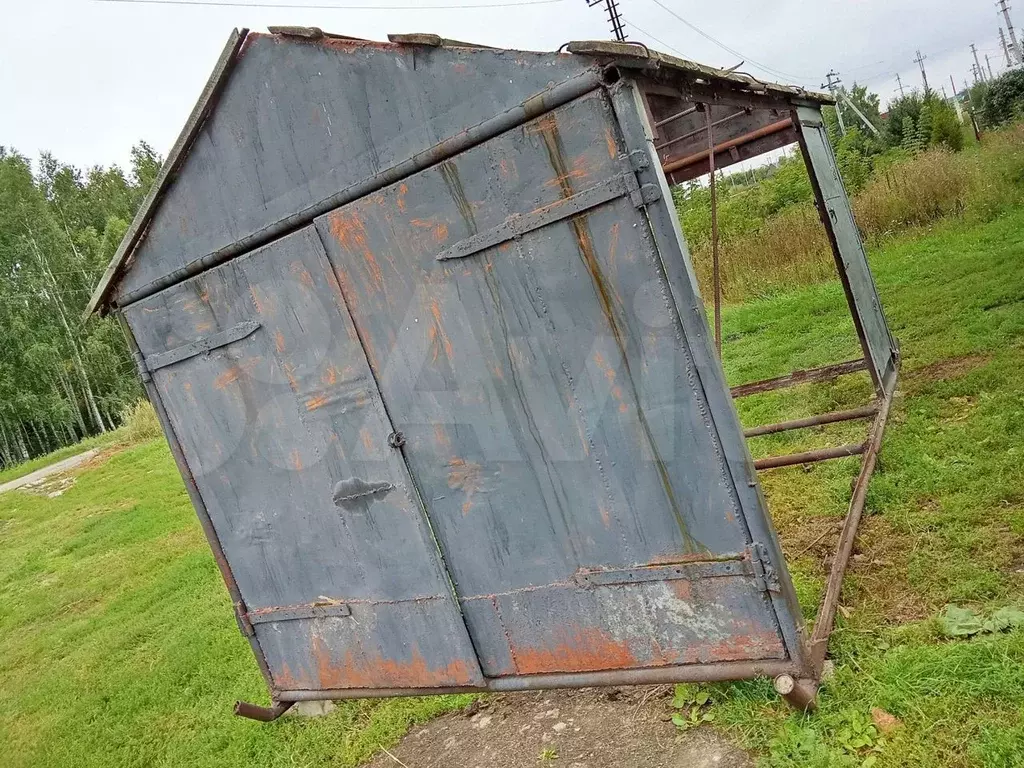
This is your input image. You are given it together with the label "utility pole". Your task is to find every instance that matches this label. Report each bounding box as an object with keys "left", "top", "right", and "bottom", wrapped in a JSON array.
[
  {"left": 896, "top": 72, "right": 906, "bottom": 97},
  {"left": 950, "top": 74, "right": 965, "bottom": 122},
  {"left": 822, "top": 69, "right": 846, "bottom": 135},
  {"left": 1000, "top": 27, "right": 1014, "bottom": 67},
  {"left": 971, "top": 62, "right": 981, "bottom": 84},
  {"left": 586, "top": 0, "right": 627, "bottom": 42},
  {"left": 986, "top": 53, "right": 995, "bottom": 79},
  {"left": 971, "top": 44, "right": 987, "bottom": 81},
  {"left": 914, "top": 49, "right": 930, "bottom": 91},
  {"left": 998, "top": 0, "right": 1023, "bottom": 65}
]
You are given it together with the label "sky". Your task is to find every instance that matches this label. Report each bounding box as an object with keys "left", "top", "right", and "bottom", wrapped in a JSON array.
[{"left": 0, "top": 0, "right": 1017, "bottom": 172}]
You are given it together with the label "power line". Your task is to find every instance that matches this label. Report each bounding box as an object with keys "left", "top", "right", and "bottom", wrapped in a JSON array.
[
  {"left": 94, "top": 0, "right": 566, "bottom": 10},
  {"left": 645, "top": 0, "right": 814, "bottom": 83},
  {"left": 623, "top": 20, "right": 687, "bottom": 58}
]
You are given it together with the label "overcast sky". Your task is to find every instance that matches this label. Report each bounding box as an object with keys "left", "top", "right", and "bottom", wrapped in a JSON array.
[{"left": 1, "top": 0, "right": 1014, "bottom": 171}]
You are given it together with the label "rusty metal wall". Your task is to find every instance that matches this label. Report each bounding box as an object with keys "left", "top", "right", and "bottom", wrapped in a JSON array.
[
  {"left": 312, "top": 87, "right": 791, "bottom": 677},
  {"left": 124, "top": 227, "right": 484, "bottom": 691},
  {"left": 115, "top": 36, "right": 592, "bottom": 305},
  {"left": 117, "top": 38, "right": 816, "bottom": 697}
]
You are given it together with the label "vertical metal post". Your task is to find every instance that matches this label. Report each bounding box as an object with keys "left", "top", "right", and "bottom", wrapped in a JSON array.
[{"left": 706, "top": 105, "right": 722, "bottom": 354}]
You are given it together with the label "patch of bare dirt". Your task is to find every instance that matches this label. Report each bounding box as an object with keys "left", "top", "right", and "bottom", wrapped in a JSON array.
[
  {"left": 904, "top": 354, "right": 991, "bottom": 388},
  {"left": 366, "top": 687, "right": 753, "bottom": 768}
]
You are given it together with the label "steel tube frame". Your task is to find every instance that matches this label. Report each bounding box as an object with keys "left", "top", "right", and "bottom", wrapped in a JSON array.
[
  {"left": 807, "top": 373, "right": 897, "bottom": 670},
  {"left": 655, "top": 107, "right": 749, "bottom": 152},
  {"left": 707, "top": 105, "right": 723, "bottom": 353},
  {"left": 731, "top": 358, "right": 868, "bottom": 398},
  {"left": 753, "top": 442, "right": 865, "bottom": 471},
  {"left": 274, "top": 659, "right": 804, "bottom": 702},
  {"left": 743, "top": 404, "right": 879, "bottom": 438},
  {"left": 661, "top": 118, "right": 794, "bottom": 175}
]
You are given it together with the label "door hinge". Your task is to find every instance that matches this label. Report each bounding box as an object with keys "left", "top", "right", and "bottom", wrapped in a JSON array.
[
  {"left": 619, "top": 150, "right": 661, "bottom": 208},
  {"left": 234, "top": 601, "right": 256, "bottom": 637},
  {"left": 750, "top": 542, "right": 782, "bottom": 594},
  {"left": 131, "top": 349, "right": 152, "bottom": 383}
]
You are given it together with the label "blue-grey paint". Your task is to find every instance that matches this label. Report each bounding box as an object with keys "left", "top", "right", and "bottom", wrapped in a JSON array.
[{"left": 106, "top": 35, "right": 896, "bottom": 698}]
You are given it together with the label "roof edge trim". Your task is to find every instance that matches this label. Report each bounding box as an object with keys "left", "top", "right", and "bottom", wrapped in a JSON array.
[{"left": 85, "top": 27, "right": 249, "bottom": 319}]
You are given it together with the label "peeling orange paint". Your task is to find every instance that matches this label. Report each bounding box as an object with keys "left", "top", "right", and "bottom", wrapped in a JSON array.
[
  {"left": 275, "top": 330, "right": 286, "bottom": 354},
  {"left": 322, "top": 366, "right": 338, "bottom": 386},
  {"left": 289, "top": 449, "right": 303, "bottom": 471},
  {"left": 448, "top": 457, "right": 484, "bottom": 515},
  {"left": 513, "top": 627, "right": 637, "bottom": 675},
  {"left": 397, "top": 182, "right": 408, "bottom": 212},
  {"left": 433, "top": 424, "right": 450, "bottom": 449},
  {"left": 311, "top": 636, "right": 477, "bottom": 689},
  {"left": 410, "top": 217, "right": 449, "bottom": 243}
]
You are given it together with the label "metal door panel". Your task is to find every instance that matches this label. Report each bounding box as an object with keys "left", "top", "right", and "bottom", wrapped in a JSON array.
[
  {"left": 124, "top": 226, "right": 483, "bottom": 690},
  {"left": 797, "top": 107, "right": 897, "bottom": 391},
  {"left": 315, "top": 91, "right": 789, "bottom": 673}
]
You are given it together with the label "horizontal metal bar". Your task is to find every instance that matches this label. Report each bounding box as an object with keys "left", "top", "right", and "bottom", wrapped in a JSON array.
[
  {"left": 654, "top": 108, "right": 749, "bottom": 152},
  {"left": 248, "top": 603, "right": 352, "bottom": 625},
  {"left": 576, "top": 556, "right": 752, "bottom": 587},
  {"left": 743, "top": 404, "right": 879, "bottom": 438},
  {"left": 653, "top": 104, "right": 698, "bottom": 128},
  {"left": 437, "top": 174, "right": 630, "bottom": 261},
  {"left": 809, "top": 370, "right": 898, "bottom": 671},
  {"left": 114, "top": 68, "right": 608, "bottom": 311},
  {"left": 753, "top": 442, "right": 865, "bottom": 471},
  {"left": 661, "top": 118, "right": 794, "bottom": 175},
  {"left": 234, "top": 700, "right": 294, "bottom": 721},
  {"left": 273, "top": 659, "right": 804, "bottom": 702},
  {"left": 731, "top": 358, "right": 868, "bottom": 398},
  {"left": 143, "top": 320, "right": 261, "bottom": 372}
]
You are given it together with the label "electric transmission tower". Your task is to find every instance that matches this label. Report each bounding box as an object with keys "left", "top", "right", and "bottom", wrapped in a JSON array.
[
  {"left": 998, "top": 0, "right": 1023, "bottom": 65},
  {"left": 587, "top": 0, "right": 627, "bottom": 42},
  {"left": 896, "top": 72, "right": 906, "bottom": 97}
]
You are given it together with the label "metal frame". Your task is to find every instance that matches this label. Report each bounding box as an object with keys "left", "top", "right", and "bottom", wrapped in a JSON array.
[
  {"left": 634, "top": 71, "right": 899, "bottom": 710},
  {"left": 96, "top": 34, "right": 898, "bottom": 718}
]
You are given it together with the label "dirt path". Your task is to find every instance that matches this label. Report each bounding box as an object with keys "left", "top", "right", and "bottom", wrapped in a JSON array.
[
  {"left": 0, "top": 449, "right": 100, "bottom": 495},
  {"left": 366, "top": 687, "right": 752, "bottom": 768}
]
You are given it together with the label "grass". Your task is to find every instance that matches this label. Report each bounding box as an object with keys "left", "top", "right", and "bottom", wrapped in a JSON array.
[
  {"left": 707, "top": 206, "right": 1024, "bottom": 766},
  {"left": 1, "top": 210, "right": 1023, "bottom": 765},
  {"left": 683, "top": 122, "right": 1024, "bottom": 302}
]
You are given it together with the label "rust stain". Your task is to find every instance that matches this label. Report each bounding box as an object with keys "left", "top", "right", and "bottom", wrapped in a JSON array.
[
  {"left": 397, "top": 182, "right": 408, "bottom": 212},
  {"left": 290, "top": 260, "right": 315, "bottom": 289},
  {"left": 312, "top": 636, "right": 477, "bottom": 689},
  {"left": 448, "top": 457, "right": 484, "bottom": 515},
  {"left": 410, "top": 218, "right": 449, "bottom": 244},
  {"left": 433, "top": 424, "right": 450, "bottom": 449},
  {"left": 194, "top": 321, "right": 213, "bottom": 333},
  {"left": 452, "top": 61, "right": 468, "bottom": 74},
  {"left": 599, "top": 505, "right": 611, "bottom": 528},
  {"left": 604, "top": 126, "right": 618, "bottom": 159},
  {"left": 249, "top": 285, "right": 265, "bottom": 314},
  {"left": 306, "top": 394, "right": 329, "bottom": 411},
  {"left": 322, "top": 366, "right": 338, "bottom": 386},
  {"left": 428, "top": 298, "right": 454, "bottom": 360},
  {"left": 289, "top": 449, "right": 303, "bottom": 472},
  {"left": 498, "top": 157, "right": 518, "bottom": 181},
  {"left": 214, "top": 367, "right": 241, "bottom": 390},
  {"left": 328, "top": 210, "right": 387, "bottom": 293},
  {"left": 274, "top": 330, "right": 287, "bottom": 354},
  {"left": 359, "top": 427, "right": 374, "bottom": 455},
  {"left": 513, "top": 626, "right": 637, "bottom": 675}
]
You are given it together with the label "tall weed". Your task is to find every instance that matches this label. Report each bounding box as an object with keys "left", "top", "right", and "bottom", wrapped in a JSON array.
[{"left": 683, "top": 122, "right": 1024, "bottom": 302}]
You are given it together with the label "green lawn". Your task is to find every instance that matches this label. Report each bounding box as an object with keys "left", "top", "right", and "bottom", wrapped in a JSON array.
[{"left": 1, "top": 210, "right": 1023, "bottom": 766}]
